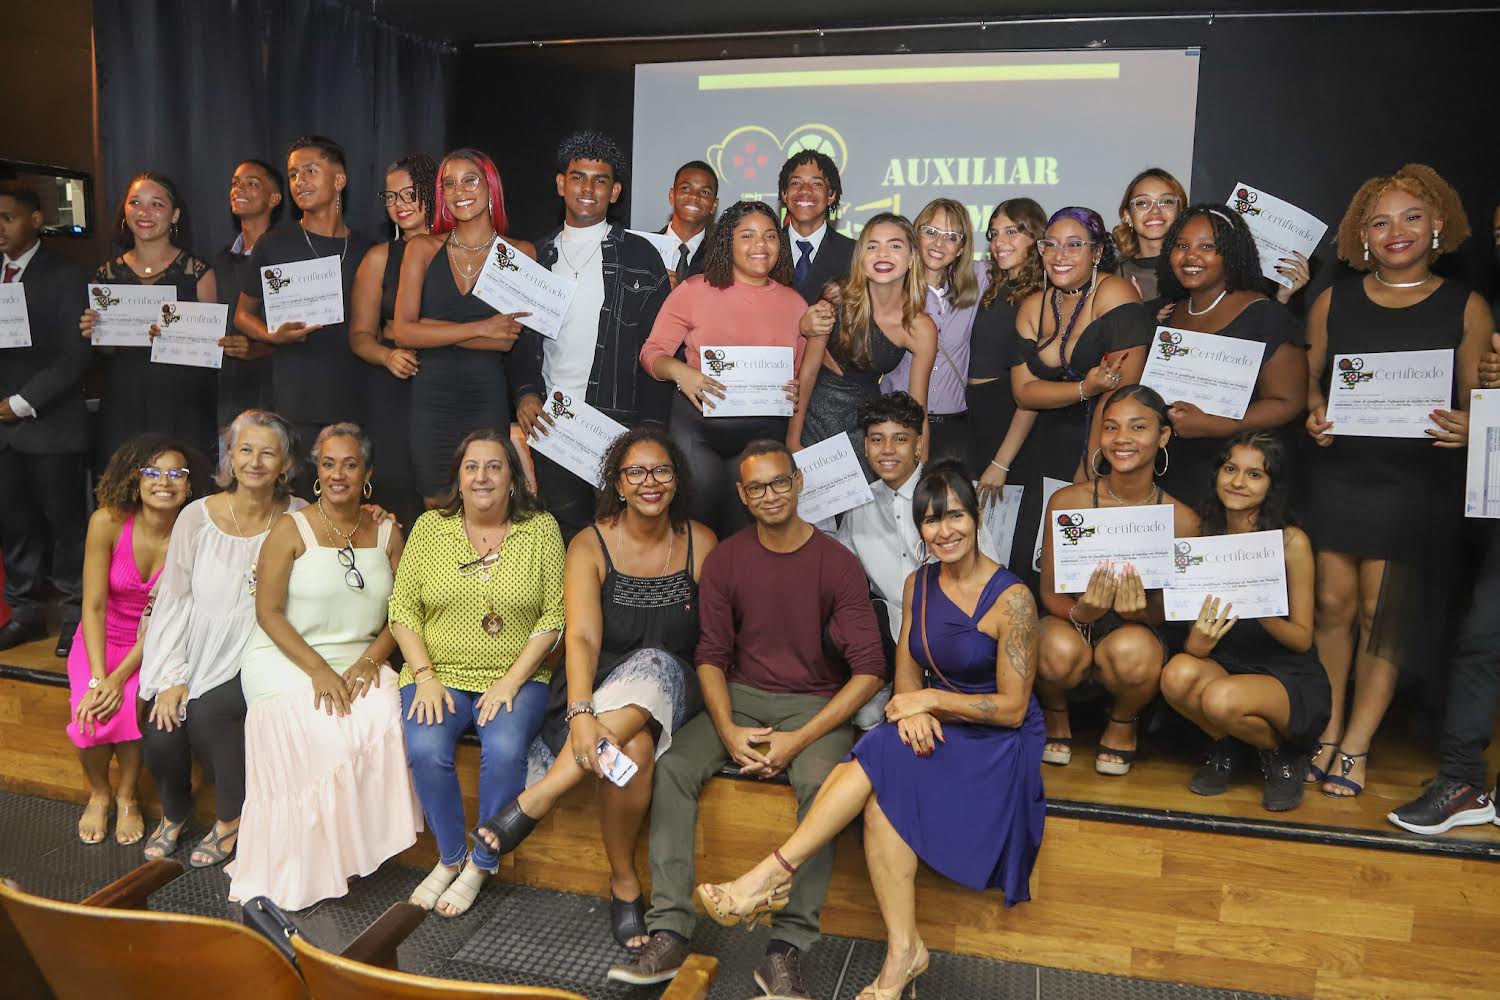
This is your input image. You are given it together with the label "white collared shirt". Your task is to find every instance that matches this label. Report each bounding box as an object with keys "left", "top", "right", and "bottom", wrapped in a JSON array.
[
  {"left": 667, "top": 222, "right": 706, "bottom": 265},
  {"left": 4, "top": 239, "right": 42, "bottom": 419},
  {"left": 788, "top": 221, "right": 828, "bottom": 263}
]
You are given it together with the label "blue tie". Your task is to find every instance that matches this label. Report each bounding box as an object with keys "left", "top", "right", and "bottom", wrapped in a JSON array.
[{"left": 794, "top": 240, "right": 813, "bottom": 286}]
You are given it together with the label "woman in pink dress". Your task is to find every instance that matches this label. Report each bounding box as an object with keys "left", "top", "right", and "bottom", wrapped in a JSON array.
[{"left": 68, "top": 434, "right": 204, "bottom": 844}]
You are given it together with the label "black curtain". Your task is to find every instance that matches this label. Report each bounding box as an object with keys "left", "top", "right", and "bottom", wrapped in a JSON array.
[{"left": 93, "top": 0, "right": 452, "bottom": 258}]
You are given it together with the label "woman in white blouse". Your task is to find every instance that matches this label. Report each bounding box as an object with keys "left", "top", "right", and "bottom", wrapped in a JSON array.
[{"left": 138, "top": 410, "right": 306, "bottom": 866}]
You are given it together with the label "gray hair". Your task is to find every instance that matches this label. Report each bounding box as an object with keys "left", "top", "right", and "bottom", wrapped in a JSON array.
[
  {"left": 215, "top": 409, "right": 297, "bottom": 497},
  {"left": 311, "top": 422, "right": 374, "bottom": 468}
]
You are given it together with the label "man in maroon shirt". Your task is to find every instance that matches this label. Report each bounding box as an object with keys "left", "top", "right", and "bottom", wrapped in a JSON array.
[{"left": 609, "top": 440, "right": 885, "bottom": 997}]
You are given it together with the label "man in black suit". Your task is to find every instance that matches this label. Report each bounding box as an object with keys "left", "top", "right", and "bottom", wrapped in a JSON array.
[
  {"left": 0, "top": 181, "right": 90, "bottom": 654},
  {"left": 778, "top": 150, "right": 854, "bottom": 304},
  {"left": 657, "top": 159, "right": 718, "bottom": 287}
]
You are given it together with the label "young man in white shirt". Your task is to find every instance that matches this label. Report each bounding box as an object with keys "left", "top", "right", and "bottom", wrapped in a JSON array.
[{"left": 659, "top": 160, "right": 717, "bottom": 287}]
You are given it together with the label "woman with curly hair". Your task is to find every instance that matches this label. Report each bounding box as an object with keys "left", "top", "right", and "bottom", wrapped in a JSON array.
[
  {"left": 475, "top": 425, "right": 717, "bottom": 949},
  {"left": 1113, "top": 168, "right": 1187, "bottom": 301},
  {"left": 789, "top": 213, "right": 937, "bottom": 460},
  {"left": 67, "top": 434, "right": 205, "bottom": 845},
  {"left": 972, "top": 198, "right": 1047, "bottom": 515},
  {"left": 1303, "top": 163, "right": 1492, "bottom": 798},
  {"left": 640, "top": 199, "right": 807, "bottom": 536},
  {"left": 350, "top": 151, "right": 438, "bottom": 528},
  {"left": 1151, "top": 205, "right": 1308, "bottom": 509}
]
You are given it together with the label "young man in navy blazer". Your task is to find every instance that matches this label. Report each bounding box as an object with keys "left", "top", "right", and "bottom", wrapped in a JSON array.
[{"left": 778, "top": 151, "right": 854, "bottom": 305}]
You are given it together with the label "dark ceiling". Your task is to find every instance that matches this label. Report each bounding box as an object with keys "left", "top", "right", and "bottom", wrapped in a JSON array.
[{"left": 370, "top": 1, "right": 1500, "bottom": 47}]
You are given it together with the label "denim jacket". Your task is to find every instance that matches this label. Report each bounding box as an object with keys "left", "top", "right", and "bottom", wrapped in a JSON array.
[{"left": 510, "top": 223, "right": 673, "bottom": 425}]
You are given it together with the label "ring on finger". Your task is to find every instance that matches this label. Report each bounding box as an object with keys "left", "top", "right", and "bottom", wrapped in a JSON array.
[{"left": 574, "top": 754, "right": 589, "bottom": 767}]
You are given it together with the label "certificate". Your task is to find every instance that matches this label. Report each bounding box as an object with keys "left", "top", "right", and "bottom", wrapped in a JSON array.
[
  {"left": 1140, "top": 326, "right": 1265, "bottom": 419},
  {"left": 1323, "top": 348, "right": 1452, "bottom": 438},
  {"left": 626, "top": 229, "right": 684, "bottom": 272},
  {"left": 1464, "top": 390, "right": 1500, "bottom": 519},
  {"left": 0, "top": 284, "right": 29, "bottom": 349},
  {"left": 259, "top": 255, "right": 345, "bottom": 330},
  {"left": 700, "top": 345, "right": 794, "bottom": 418},
  {"left": 1051, "top": 504, "right": 1175, "bottom": 593},
  {"left": 151, "top": 301, "right": 226, "bottom": 370},
  {"left": 1225, "top": 182, "right": 1328, "bottom": 289},
  {"left": 794, "top": 433, "right": 874, "bottom": 524},
  {"left": 525, "top": 388, "right": 628, "bottom": 488},
  {"left": 1031, "top": 477, "right": 1070, "bottom": 571},
  {"left": 1164, "top": 529, "right": 1288, "bottom": 621},
  {"left": 977, "top": 484, "right": 1024, "bottom": 567},
  {"left": 88, "top": 284, "right": 174, "bottom": 347},
  {"left": 473, "top": 238, "right": 578, "bottom": 340}
]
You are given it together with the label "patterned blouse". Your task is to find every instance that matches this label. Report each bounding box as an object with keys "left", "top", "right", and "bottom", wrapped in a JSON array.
[{"left": 388, "top": 509, "right": 566, "bottom": 692}]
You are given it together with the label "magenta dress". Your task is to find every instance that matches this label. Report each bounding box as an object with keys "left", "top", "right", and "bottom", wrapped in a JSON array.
[{"left": 65, "top": 516, "right": 159, "bottom": 748}]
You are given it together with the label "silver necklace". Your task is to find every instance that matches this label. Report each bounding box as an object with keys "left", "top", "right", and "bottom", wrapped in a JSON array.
[
  {"left": 1186, "top": 288, "right": 1228, "bottom": 316},
  {"left": 1373, "top": 271, "right": 1431, "bottom": 289},
  {"left": 556, "top": 236, "right": 603, "bottom": 279},
  {"left": 302, "top": 222, "right": 349, "bottom": 263},
  {"left": 225, "top": 495, "right": 277, "bottom": 595},
  {"left": 1104, "top": 478, "right": 1158, "bottom": 506},
  {"left": 449, "top": 230, "right": 497, "bottom": 253},
  {"left": 447, "top": 233, "right": 496, "bottom": 279}
]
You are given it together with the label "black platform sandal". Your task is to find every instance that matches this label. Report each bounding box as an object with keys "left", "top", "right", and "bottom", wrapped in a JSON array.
[
  {"left": 1096, "top": 714, "right": 1140, "bottom": 776},
  {"left": 610, "top": 895, "right": 649, "bottom": 951},
  {"left": 473, "top": 799, "right": 538, "bottom": 856}
]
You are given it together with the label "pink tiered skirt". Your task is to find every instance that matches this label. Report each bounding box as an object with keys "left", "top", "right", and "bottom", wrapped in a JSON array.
[{"left": 228, "top": 666, "right": 420, "bottom": 910}]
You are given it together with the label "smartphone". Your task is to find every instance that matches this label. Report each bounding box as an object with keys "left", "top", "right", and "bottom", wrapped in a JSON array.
[{"left": 596, "top": 738, "right": 639, "bottom": 788}]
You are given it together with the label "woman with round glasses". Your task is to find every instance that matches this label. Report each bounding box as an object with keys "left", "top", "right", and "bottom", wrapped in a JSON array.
[
  {"left": 349, "top": 152, "right": 437, "bottom": 528},
  {"left": 1112, "top": 168, "right": 1187, "bottom": 301},
  {"left": 474, "top": 426, "right": 716, "bottom": 950},
  {"left": 389, "top": 428, "right": 565, "bottom": 917},
  {"left": 228, "top": 422, "right": 417, "bottom": 909},
  {"left": 67, "top": 434, "right": 204, "bottom": 846},
  {"left": 881, "top": 198, "right": 986, "bottom": 469}
]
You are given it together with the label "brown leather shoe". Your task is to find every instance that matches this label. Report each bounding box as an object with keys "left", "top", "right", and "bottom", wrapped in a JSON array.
[
  {"left": 606, "top": 930, "right": 689, "bottom": 986},
  {"left": 754, "top": 949, "right": 812, "bottom": 999}
]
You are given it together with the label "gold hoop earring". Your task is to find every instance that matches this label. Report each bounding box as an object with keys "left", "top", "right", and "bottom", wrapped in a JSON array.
[
  {"left": 277, "top": 470, "right": 289, "bottom": 485},
  {"left": 313, "top": 480, "right": 322, "bottom": 496},
  {"left": 362, "top": 481, "right": 373, "bottom": 499},
  {"left": 1090, "top": 448, "right": 1108, "bottom": 478},
  {"left": 1155, "top": 447, "right": 1170, "bottom": 477}
]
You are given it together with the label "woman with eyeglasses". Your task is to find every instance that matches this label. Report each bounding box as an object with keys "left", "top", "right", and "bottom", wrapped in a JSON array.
[
  {"left": 349, "top": 152, "right": 437, "bottom": 528},
  {"left": 641, "top": 199, "right": 807, "bottom": 537},
  {"left": 139, "top": 409, "right": 307, "bottom": 867},
  {"left": 1011, "top": 207, "right": 1150, "bottom": 580},
  {"left": 393, "top": 149, "right": 533, "bottom": 508},
  {"left": 389, "top": 428, "right": 565, "bottom": 917},
  {"left": 790, "top": 213, "right": 937, "bottom": 460},
  {"left": 880, "top": 198, "right": 986, "bottom": 470},
  {"left": 1112, "top": 168, "right": 1187, "bottom": 302},
  {"left": 970, "top": 199, "right": 1047, "bottom": 531},
  {"left": 67, "top": 434, "right": 204, "bottom": 846},
  {"left": 474, "top": 426, "right": 715, "bottom": 950},
  {"left": 227, "top": 422, "right": 418, "bottom": 909}
]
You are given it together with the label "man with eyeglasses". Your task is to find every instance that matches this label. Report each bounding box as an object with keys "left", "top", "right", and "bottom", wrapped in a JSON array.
[
  {"left": 778, "top": 150, "right": 855, "bottom": 305},
  {"left": 611, "top": 439, "right": 884, "bottom": 998},
  {"left": 216, "top": 159, "right": 285, "bottom": 426}
]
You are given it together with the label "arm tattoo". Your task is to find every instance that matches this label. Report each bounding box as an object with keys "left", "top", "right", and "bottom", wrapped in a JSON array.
[
  {"left": 1001, "top": 587, "right": 1039, "bottom": 683},
  {"left": 974, "top": 698, "right": 998, "bottom": 717}
]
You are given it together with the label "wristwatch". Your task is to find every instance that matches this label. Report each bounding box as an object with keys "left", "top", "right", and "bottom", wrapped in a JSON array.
[{"left": 87, "top": 677, "right": 102, "bottom": 690}]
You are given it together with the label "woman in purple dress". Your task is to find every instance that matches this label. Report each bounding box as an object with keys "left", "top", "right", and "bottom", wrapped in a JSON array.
[{"left": 694, "top": 460, "right": 1044, "bottom": 1000}]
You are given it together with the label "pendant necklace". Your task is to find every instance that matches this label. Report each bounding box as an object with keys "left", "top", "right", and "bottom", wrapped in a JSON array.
[
  {"left": 1373, "top": 271, "right": 1431, "bottom": 289},
  {"left": 556, "top": 237, "right": 602, "bottom": 280},
  {"left": 448, "top": 232, "right": 496, "bottom": 280},
  {"left": 467, "top": 519, "right": 511, "bottom": 637},
  {"left": 226, "top": 495, "right": 278, "bottom": 595},
  {"left": 302, "top": 222, "right": 350, "bottom": 263},
  {"left": 1186, "top": 288, "right": 1228, "bottom": 316}
]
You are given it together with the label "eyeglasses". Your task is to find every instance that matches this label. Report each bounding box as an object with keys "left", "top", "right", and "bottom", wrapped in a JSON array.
[
  {"left": 742, "top": 475, "right": 796, "bottom": 499},
  {"left": 457, "top": 550, "right": 502, "bottom": 577},
  {"left": 380, "top": 186, "right": 418, "bottom": 206},
  {"left": 919, "top": 224, "right": 964, "bottom": 245},
  {"left": 440, "top": 175, "right": 484, "bottom": 193},
  {"left": 1037, "top": 239, "right": 1097, "bottom": 257},
  {"left": 1128, "top": 196, "right": 1182, "bottom": 213},
  {"left": 337, "top": 543, "right": 364, "bottom": 590},
  {"left": 139, "top": 467, "right": 190, "bottom": 481},
  {"left": 622, "top": 465, "right": 676, "bottom": 485}
]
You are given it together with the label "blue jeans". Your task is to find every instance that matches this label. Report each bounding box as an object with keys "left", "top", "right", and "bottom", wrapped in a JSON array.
[{"left": 400, "top": 680, "right": 548, "bottom": 871}]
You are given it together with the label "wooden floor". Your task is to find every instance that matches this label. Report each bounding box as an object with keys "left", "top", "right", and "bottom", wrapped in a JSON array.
[{"left": 5, "top": 632, "right": 1500, "bottom": 998}]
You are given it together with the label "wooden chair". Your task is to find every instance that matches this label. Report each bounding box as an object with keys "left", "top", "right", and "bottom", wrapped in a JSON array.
[{"left": 294, "top": 934, "right": 720, "bottom": 1000}]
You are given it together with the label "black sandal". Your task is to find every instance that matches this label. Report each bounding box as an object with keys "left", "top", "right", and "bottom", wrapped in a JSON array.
[
  {"left": 473, "top": 799, "right": 538, "bottom": 856},
  {"left": 610, "top": 895, "right": 649, "bottom": 951},
  {"left": 1096, "top": 714, "right": 1140, "bottom": 776}
]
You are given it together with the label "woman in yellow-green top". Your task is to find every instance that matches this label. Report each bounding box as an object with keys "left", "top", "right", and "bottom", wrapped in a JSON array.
[{"left": 390, "top": 428, "right": 564, "bottom": 918}]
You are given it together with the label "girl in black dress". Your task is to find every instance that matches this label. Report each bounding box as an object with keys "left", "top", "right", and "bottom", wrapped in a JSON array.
[
  {"left": 350, "top": 152, "right": 436, "bottom": 527},
  {"left": 1161, "top": 431, "right": 1328, "bottom": 812},
  {"left": 1112, "top": 168, "right": 1185, "bottom": 303},
  {"left": 1303, "top": 164, "right": 1490, "bottom": 797},
  {"left": 79, "top": 172, "right": 217, "bottom": 463},
  {"left": 393, "top": 149, "right": 533, "bottom": 505},
  {"left": 971, "top": 198, "right": 1046, "bottom": 546},
  {"left": 790, "top": 213, "right": 937, "bottom": 457},
  {"left": 1153, "top": 206, "right": 1308, "bottom": 510}
]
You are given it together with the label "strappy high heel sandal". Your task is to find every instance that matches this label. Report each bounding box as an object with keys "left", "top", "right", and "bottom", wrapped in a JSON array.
[
  {"left": 1095, "top": 714, "right": 1140, "bottom": 776},
  {"left": 1322, "top": 750, "right": 1369, "bottom": 798},
  {"left": 1040, "top": 705, "right": 1073, "bottom": 766},
  {"left": 856, "top": 946, "right": 930, "bottom": 1000},
  {"left": 1305, "top": 741, "right": 1337, "bottom": 784},
  {"left": 142, "top": 817, "right": 184, "bottom": 860},
  {"left": 696, "top": 849, "right": 796, "bottom": 928},
  {"left": 189, "top": 824, "right": 237, "bottom": 868}
]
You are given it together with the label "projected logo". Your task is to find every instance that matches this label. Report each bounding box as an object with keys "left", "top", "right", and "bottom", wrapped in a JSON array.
[
  {"left": 702, "top": 349, "right": 736, "bottom": 376},
  {"left": 1173, "top": 541, "right": 1204, "bottom": 573},
  {"left": 548, "top": 390, "right": 575, "bottom": 420},
  {"left": 1336, "top": 357, "right": 1374, "bottom": 389},
  {"left": 263, "top": 268, "right": 292, "bottom": 294},
  {"left": 1155, "top": 329, "right": 1189, "bottom": 360},
  {"left": 1231, "top": 187, "right": 1262, "bottom": 218},
  {"left": 90, "top": 287, "right": 121, "bottom": 311},
  {"left": 1055, "top": 512, "right": 1096, "bottom": 546},
  {"left": 160, "top": 303, "right": 181, "bottom": 327},
  {"left": 707, "top": 124, "right": 849, "bottom": 184}
]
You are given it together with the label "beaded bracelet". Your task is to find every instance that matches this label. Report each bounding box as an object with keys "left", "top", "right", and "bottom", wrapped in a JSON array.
[{"left": 564, "top": 704, "right": 596, "bottom": 724}]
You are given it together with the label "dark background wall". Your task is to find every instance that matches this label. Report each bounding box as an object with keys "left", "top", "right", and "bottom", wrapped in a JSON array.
[{"left": 450, "top": 11, "right": 1500, "bottom": 301}]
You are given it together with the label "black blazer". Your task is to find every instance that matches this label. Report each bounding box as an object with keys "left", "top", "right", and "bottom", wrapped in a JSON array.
[
  {"left": 656, "top": 224, "right": 709, "bottom": 278},
  {"left": 786, "top": 226, "right": 855, "bottom": 304},
  {"left": 0, "top": 245, "right": 90, "bottom": 454}
]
